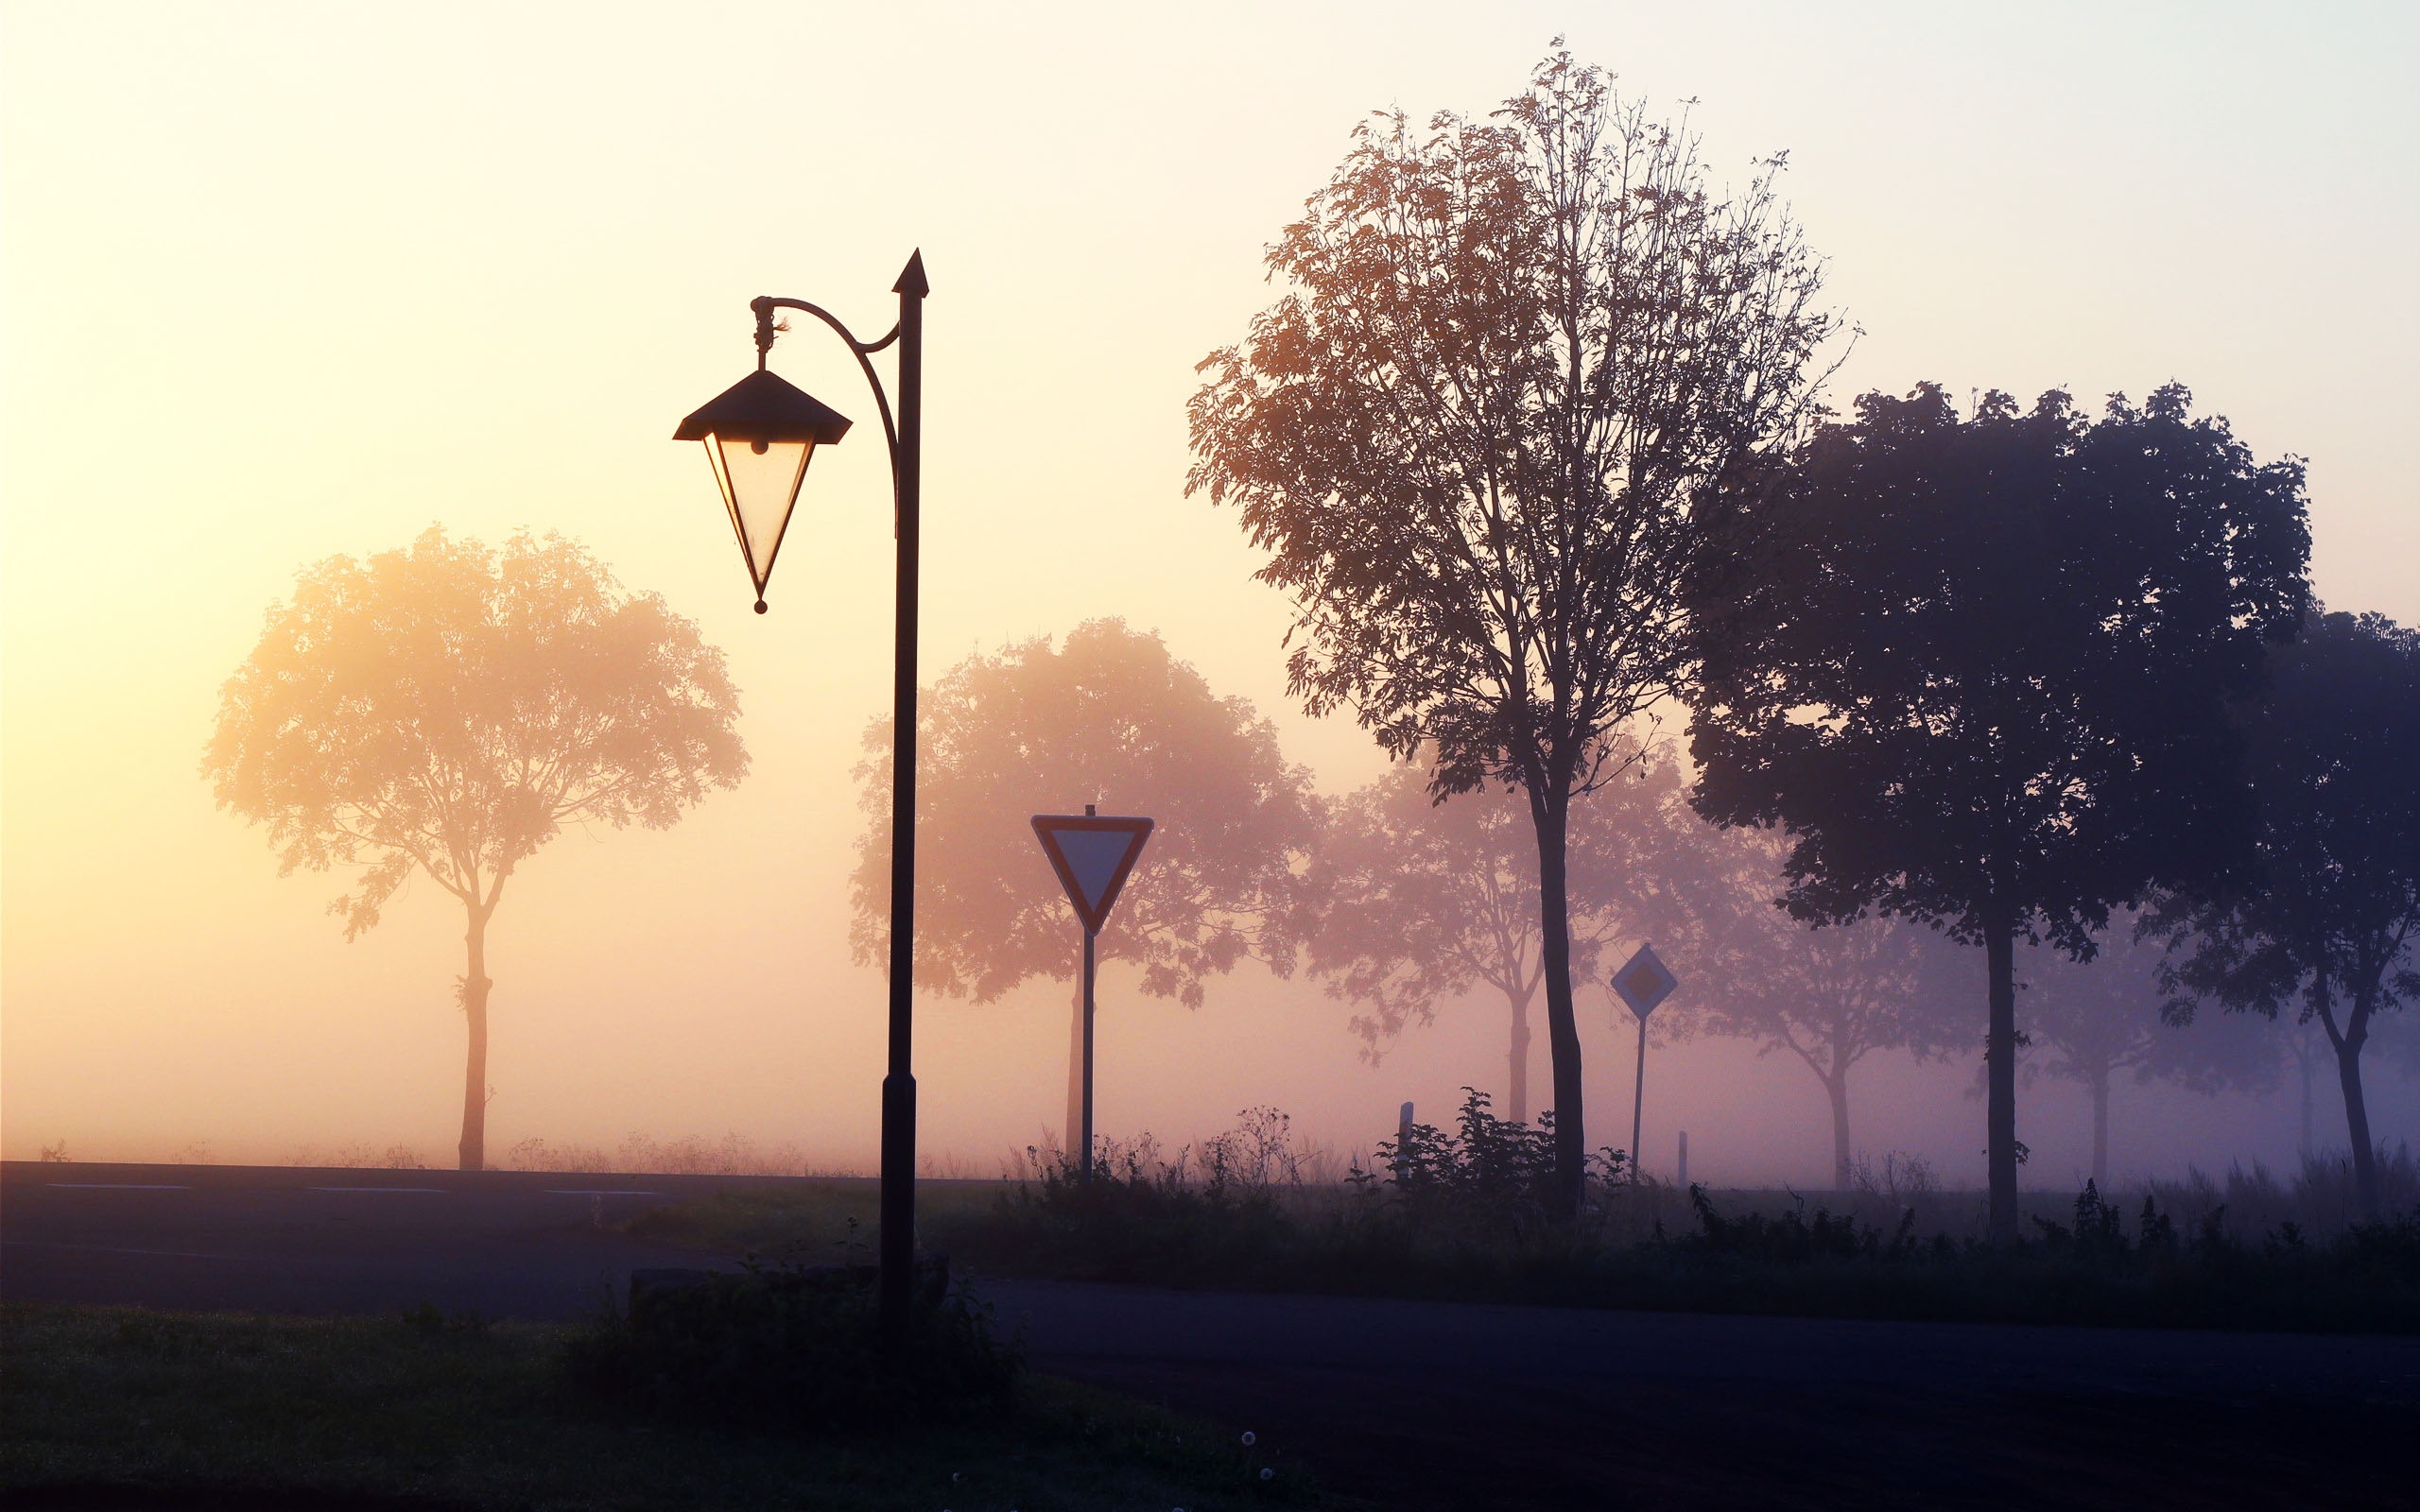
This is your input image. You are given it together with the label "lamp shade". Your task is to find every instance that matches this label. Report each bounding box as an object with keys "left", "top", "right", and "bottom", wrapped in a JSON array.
[{"left": 674, "top": 369, "right": 854, "bottom": 610}]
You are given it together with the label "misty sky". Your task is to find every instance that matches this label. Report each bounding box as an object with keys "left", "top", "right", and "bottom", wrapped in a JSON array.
[{"left": 5, "top": 2, "right": 2414, "bottom": 1183}]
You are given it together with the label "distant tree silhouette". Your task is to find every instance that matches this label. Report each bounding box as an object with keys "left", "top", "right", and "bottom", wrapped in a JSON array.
[
  {"left": 2282, "top": 1014, "right": 2333, "bottom": 1157},
  {"left": 1306, "top": 743, "right": 1701, "bottom": 1125},
  {"left": 1188, "top": 48, "right": 1841, "bottom": 1217},
  {"left": 2149, "top": 610, "right": 2420, "bottom": 1211},
  {"left": 204, "top": 528, "right": 746, "bottom": 1170},
  {"left": 2016, "top": 913, "right": 2278, "bottom": 1186},
  {"left": 2370, "top": 1013, "right": 2420, "bottom": 1096},
  {"left": 850, "top": 619, "right": 1317, "bottom": 1148},
  {"left": 1665, "top": 827, "right": 1970, "bottom": 1191},
  {"left": 1689, "top": 384, "right": 2308, "bottom": 1240}
]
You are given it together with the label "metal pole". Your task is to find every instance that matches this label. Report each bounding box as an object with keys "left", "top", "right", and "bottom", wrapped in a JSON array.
[
  {"left": 1078, "top": 799, "right": 1098, "bottom": 1183},
  {"left": 1080, "top": 926, "right": 1097, "bottom": 1182},
  {"left": 878, "top": 251, "right": 927, "bottom": 1347},
  {"left": 1630, "top": 1012, "right": 1647, "bottom": 1184}
]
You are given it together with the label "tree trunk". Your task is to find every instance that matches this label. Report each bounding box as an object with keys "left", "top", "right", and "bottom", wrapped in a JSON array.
[
  {"left": 2337, "top": 1036, "right": 2377, "bottom": 1214},
  {"left": 1507, "top": 985, "right": 1534, "bottom": 1126},
  {"left": 1827, "top": 1071, "right": 1853, "bottom": 1193},
  {"left": 1984, "top": 907, "right": 2018, "bottom": 1244},
  {"left": 1065, "top": 977, "right": 1085, "bottom": 1162},
  {"left": 2322, "top": 969, "right": 2378, "bottom": 1214},
  {"left": 1530, "top": 789, "right": 1585, "bottom": 1221},
  {"left": 457, "top": 904, "right": 492, "bottom": 1172},
  {"left": 2090, "top": 1064, "right": 2111, "bottom": 1189}
]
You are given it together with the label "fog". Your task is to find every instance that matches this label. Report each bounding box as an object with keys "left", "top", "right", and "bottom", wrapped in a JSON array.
[{"left": 5, "top": 2, "right": 2414, "bottom": 1188}]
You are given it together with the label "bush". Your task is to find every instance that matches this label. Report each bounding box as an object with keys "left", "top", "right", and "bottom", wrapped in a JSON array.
[
  {"left": 560, "top": 1259, "right": 1021, "bottom": 1429},
  {"left": 1358, "top": 1088, "right": 1637, "bottom": 1238},
  {"left": 1672, "top": 1184, "right": 1917, "bottom": 1266}
]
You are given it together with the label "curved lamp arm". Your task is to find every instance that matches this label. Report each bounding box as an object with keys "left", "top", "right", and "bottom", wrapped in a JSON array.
[{"left": 752, "top": 295, "right": 902, "bottom": 493}]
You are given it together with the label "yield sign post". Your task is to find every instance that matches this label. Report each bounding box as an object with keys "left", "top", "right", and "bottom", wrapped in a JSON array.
[
  {"left": 1611, "top": 942, "right": 1680, "bottom": 1184},
  {"left": 1031, "top": 805, "right": 1153, "bottom": 1180}
]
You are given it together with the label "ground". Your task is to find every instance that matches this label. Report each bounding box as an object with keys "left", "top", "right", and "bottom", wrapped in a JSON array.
[{"left": 7, "top": 1162, "right": 2415, "bottom": 1509}]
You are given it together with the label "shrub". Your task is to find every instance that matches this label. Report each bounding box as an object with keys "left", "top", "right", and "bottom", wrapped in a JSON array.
[
  {"left": 1673, "top": 1185, "right": 1916, "bottom": 1266},
  {"left": 1359, "top": 1088, "right": 1632, "bottom": 1240},
  {"left": 560, "top": 1260, "right": 1020, "bottom": 1429}
]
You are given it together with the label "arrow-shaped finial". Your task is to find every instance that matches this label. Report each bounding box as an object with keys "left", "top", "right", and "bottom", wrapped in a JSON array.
[{"left": 893, "top": 249, "right": 929, "bottom": 299}]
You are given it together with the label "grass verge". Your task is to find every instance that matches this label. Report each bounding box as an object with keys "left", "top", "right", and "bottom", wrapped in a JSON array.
[
  {"left": 631, "top": 1179, "right": 2420, "bottom": 1334},
  {"left": 0, "top": 1302, "right": 1324, "bottom": 1512}
]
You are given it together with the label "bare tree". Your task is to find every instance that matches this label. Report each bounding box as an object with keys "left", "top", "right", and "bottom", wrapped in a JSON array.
[
  {"left": 204, "top": 528, "right": 747, "bottom": 1169},
  {"left": 1189, "top": 48, "right": 1841, "bottom": 1214}
]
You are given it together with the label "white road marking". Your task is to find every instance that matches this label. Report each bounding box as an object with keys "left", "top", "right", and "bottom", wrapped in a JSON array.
[
  {"left": 544, "top": 1190, "right": 664, "bottom": 1196},
  {"left": 305, "top": 1186, "right": 447, "bottom": 1194},
  {"left": 43, "top": 1182, "right": 193, "bottom": 1190}
]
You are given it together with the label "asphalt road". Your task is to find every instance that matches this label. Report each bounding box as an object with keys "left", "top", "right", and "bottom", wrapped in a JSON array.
[
  {"left": 2, "top": 1161, "right": 751, "bottom": 1320},
  {"left": 8, "top": 1162, "right": 2417, "bottom": 1510}
]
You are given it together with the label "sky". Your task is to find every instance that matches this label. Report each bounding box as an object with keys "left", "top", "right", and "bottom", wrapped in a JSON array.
[{"left": 5, "top": 1, "right": 2415, "bottom": 1184}]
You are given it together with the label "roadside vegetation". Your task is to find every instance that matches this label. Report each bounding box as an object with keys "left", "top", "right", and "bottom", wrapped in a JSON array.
[
  {"left": 631, "top": 1101, "right": 2420, "bottom": 1335},
  {"left": 0, "top": 1299, "right": 1322, "bottom": 1512}
]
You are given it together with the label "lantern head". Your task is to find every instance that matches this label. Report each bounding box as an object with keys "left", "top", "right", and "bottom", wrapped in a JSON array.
[{"left": 674, "top": 368, "right": 853, "bottom": 610}]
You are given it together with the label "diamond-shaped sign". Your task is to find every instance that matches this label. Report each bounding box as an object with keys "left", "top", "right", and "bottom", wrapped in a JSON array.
[
  {"left": 1031, "top": 813, "right": 1154, "bottom": 935},
  {"left": 1612, "top": 942, "right": 1679, "bottom": 1020}
]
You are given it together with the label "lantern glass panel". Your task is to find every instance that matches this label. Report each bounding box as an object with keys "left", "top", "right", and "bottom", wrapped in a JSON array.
[{"left": 703, "top": 435, "right": 813, "bottom": 593}]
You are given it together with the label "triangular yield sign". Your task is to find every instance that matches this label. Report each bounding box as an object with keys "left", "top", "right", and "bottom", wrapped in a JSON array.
[{"left": 1030, "top": 813, "right": 1154, "bottom": 935}]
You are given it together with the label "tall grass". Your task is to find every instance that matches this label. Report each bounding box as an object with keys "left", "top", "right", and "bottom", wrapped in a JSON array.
[
  {"left": 2144, "top": 1145, "right": 2420, "bottom": 1239},
  {"left": 933, "top": 1100, "right": 2420, "bottom": 1332}
]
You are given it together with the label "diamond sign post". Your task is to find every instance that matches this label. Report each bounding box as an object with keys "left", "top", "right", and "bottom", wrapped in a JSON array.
[
  {"left": 1611, "top": 942, "right": 1680, "bottom": 1182},
  {"left": 1031, "top": 804, "right": 1154, "bottom": 1180}
]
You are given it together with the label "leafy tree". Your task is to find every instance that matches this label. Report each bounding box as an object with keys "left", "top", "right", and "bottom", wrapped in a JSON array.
[
  {"left": 1306, "top": 743, "right": 1702, "bottom": 1125},
  {"left": 1665, "top": 827, "right": 1970, "bottom": 1191},
  {"left": 205, "top": 528, "right": 747, "bottom": 1170},
  {"left": 1689, "top": 384, "right": 2308, "bottom": 1239},
  {"left": 2016, "top": 913, "right": 2278, "bottom": 1186},
  {"left": 851, "top": 619, "right": 1318, "bottom": 1147},
  {"left": 2150, "top": 610, "right": 2420, "bottom": 1211},
  {"left": 1188, "top": 49, "right": 1841, "bottom": 1216}
]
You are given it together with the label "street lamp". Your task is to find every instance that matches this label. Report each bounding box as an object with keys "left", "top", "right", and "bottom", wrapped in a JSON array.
[{"left": 674, "top": 250, "right": 927, "bottom": 1343}]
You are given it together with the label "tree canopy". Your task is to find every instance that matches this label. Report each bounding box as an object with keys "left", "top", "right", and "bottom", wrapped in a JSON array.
[
  {"left": 1189, "top": 48, "right": 1841, "bottom": 1215},
  {"left": 204, "top": 527, "right": 746, "bottom": 1169},
  {"left": 850, "top": 619, "right": 1318, "bottom": 1146},
  {"left": 1689, "top": 382, "right": 2308, "bottom": 1238}
]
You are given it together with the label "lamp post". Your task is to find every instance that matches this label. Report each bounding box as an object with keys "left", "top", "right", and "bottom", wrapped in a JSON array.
[{"left": 674, "top": 250, "right": 927, "bottom": 1345}]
